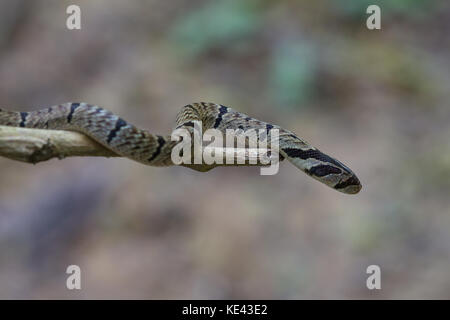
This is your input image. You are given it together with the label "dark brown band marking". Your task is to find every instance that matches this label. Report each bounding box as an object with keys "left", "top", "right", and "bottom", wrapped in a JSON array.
[
  {"left": 19, "top": 112, "right": 28, "bottom": 127},
  {"left": 107, "top": 118, "right": 127, "bottom": 144},
  {"left": 175, "top": 121, "right": 195, "bottom": 130},
  {"left": 67, "top": 103, "right": 80, "bottom": 123},
  {"left": 334, "top": 175, "right": 360, "bottom": 190},
  {"left": 306, "top": 165, "right": 342, "bottom": 177},
  {"left": 182, "top": 121, "right": 195, "bottom": 128},
  {"left": 282, "top": 147, "right": 350, "bottom": 173},
  {"left": 148, "top": 135, "right": 166, "bottom": 162},
  {"left": 213, "top": 105, "right": 228, "bottom": 129}
]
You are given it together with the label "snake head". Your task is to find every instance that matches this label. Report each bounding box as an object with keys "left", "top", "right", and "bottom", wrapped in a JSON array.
[{"left": 333, "top": 173, "right": 362, "bottom": 194}]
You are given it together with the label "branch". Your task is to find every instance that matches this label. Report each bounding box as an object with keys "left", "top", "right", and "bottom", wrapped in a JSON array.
[
  {"left": 0, "top": 125, "right": 276, "bottom": 171},
  {"left": 0, "top": 125, "right": 117, "bottom": 163}
]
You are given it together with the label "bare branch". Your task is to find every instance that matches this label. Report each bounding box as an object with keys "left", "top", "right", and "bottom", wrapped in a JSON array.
[
  {"left": 0, "top": 125, "right": 117, "bottom": 163},
  {"left": 0, "top": 125, "right": 276, "bottom": 171}
]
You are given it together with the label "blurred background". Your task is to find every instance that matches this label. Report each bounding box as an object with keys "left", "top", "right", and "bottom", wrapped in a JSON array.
[{"left": 0, "top": 0, "right": 449, "bottom": 299}]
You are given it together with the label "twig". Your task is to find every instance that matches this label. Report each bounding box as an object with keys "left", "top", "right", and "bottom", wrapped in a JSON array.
[{"left": 0, "top": 125, "right": 276, "bottom": 171}]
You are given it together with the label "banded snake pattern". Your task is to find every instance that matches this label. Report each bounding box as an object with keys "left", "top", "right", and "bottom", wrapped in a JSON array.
[{"left": 0, "top": 102, "right": 361, "bottom": 194}]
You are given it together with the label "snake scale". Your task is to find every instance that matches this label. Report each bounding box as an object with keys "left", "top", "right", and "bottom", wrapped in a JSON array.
[{"left": 0, "top": 102, "right": 361, "bottom": 194}]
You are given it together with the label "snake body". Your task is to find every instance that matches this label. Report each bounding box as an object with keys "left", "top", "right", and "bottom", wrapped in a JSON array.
[{"left": 0, "top": 102, "right": 361, "bottom": 194}]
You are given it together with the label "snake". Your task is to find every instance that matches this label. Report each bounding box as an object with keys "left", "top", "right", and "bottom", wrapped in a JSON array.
[{"left": 0, "top": 102, "right": 361, "bottom": 194}]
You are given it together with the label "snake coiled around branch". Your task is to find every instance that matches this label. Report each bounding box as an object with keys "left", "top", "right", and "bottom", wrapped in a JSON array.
[{"left": 0, "top": 102, "right": 361, "bottom": 194}]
